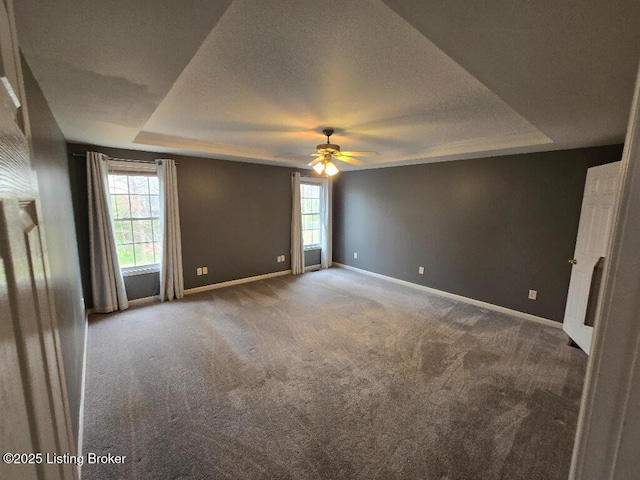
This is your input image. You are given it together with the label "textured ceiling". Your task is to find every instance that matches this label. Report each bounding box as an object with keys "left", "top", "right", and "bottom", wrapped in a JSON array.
[{"left": 15, "top": 0, "right": 640, "bottom": 169}]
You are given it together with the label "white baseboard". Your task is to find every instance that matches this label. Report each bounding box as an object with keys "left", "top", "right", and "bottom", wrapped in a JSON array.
[
  {"left": 184, "top": 270, "right": 292, "bottom": 295},
  {"left": 332, "top": 262, "right": 561, "bottom": 329},
  {"left": 128, "top": 295, "right": 159, "bottom": 307},
  {"left": 77, "top": 310, "right": 89, "bottom": 479},
  {"left": 304, "top": 264, "right": 321, "bottom": 272}
]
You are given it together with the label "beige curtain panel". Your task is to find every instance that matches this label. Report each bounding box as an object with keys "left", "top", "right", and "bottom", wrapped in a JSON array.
[
  {"left": 156, "top": 159, "right": 184, "bottom": 301},
  {"left": 87, "top": 151, "right": 128, "bottom": 313},
  {"left": 291, "top": 172, "right": 305, "bottom": 275}
]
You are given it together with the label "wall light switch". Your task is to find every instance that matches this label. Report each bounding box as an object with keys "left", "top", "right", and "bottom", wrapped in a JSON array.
[
  {"left": 354, "top": 252, "right": 358, "bottom": 259},
  {"left": 418, "top": 266, "right": 425, "bottom": 274},
  {"left": 528, "top": 289, "right": 537, "bottom": 300},
  {"left": 202, "top": 266, "right": 208, "bottom": 274},
  {"left": 196, "top": 267, "right": 202, "bottom": 276}
]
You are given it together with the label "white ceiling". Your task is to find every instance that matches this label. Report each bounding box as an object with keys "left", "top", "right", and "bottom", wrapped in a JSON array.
[{"left": 15, "top": 0, "right": 640, "bottom": 169}]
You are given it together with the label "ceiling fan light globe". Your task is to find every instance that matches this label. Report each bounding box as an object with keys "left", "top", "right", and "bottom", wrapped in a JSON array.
[
  {"left": 313, "top": 162, "right": 325, "bottom": 174},
  {"left": 325, "top": 161, "right": 339, "bottom": 176}
]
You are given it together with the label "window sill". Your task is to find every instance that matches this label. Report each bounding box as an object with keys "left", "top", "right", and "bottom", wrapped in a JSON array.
[
  {"left": 121, "top": 265, "right": 160, "bottom": 277},
  {"left": 304, "top": 246, "right": 321, "bottom": 251}
]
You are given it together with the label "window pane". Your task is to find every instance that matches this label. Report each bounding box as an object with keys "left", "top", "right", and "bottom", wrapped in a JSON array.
[
  {"left": 150, "top": 195, "right": 160, "bottom": 217},
  {"left": 130, "top": 195, "right": 151, "bottom": 218},
  {"left": 111, "top": 194, "right": 130, "bottom": 218},
  {"left": 117, "top": 244, "right": 135, "bottom": 268},
  {"left": 110, "top": 195, "right": 118, "bottom": 215},
  {"left": 109, "top": 175, "right": 129, "bottom": 195},
  {"left": 148, "top": 176, "right": 159, "bottom": 194},
  {"left": 152, "top": 219, "right": 161, "bottom": 242},
  {"left": 116, "top": 195, "right": 130, "bottom": 218},
  {"left": 153, "top": 242, "right": 161, "bottom": 264},
  {"left": 108, "top": 172, "right": 161, "bottom": 270},
  {"left": 134, "top": 243, "right": 155, "bottom": 266},
  {"left": 301, "top": 183, "right": 322, "bottom": 246},
  {"left": 128, "top": 176, "right": 149, "bottom": 195},
  {"left": 143, "top": 219, "right": 155, "bottom": 240},
  {"left": 132, "top": 219, "right": 154, "bottom": 243},
  {"left": 113, "top": 220, "right": 133, "bottom": 244},
  {"left": 302, "top": 198, "right": 319, "bottom": 214}
]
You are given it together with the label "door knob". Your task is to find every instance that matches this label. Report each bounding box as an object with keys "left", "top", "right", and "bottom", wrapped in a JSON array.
[{"left": 568, "top": 259, "right": 578, "bottom": 265}]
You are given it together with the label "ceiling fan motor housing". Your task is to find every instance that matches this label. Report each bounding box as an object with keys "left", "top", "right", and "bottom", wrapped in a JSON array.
[{"left": 316, "top": 143, "right": 341, "bottom": 155}]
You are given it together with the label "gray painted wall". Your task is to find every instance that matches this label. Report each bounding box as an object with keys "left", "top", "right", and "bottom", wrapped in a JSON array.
[
  {"left": 67, "top": 150, "right": 93, "bottom": 305},
  {"left": 67, "top": 144, "right": 300, "bottom": 303},
  {"left": 305, "top": 248, "right": 321, "bottom": 267},
  {"left": 23, "top": 58, "right": 85, "bottom": 442},
  {"left": 333, "top": 145, "right": 623, "bottom": 321},
  {"left": 177, "top": 155, "right": 294, "bottom": 287},
  {"left": 123, "top": 272, "right": 159, "bottom": 300}
]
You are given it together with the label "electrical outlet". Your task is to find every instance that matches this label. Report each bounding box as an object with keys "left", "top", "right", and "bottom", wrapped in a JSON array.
[
  {"left": 418, "top": 266, "right": 425, "bottom": 274},
  {"left": 202, "top": 266, "right": 208, "bottom": 274},
  {"left": 197, "top": 267, "right": 202, "bottom": 276},
  {"left": 354, "top": 252, "right": 358, "bottom": 259},
  {"left": 528, "top": 289, "right": 537, "bottom": 300}
]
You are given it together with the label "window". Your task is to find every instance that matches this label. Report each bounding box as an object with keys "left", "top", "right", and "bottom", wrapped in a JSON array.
[
  {"left": 107, "top": 167, "right": 160, "bottom": 275},
  {"left": 301, "top": 182, "right": 321, "bottom": 249}
]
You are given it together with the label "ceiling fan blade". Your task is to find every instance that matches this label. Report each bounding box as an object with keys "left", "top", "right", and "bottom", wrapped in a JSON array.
[
  {"left": 340, "top": 151, "right": 379, "bottom": 157},
  {"left": 335, "top": 154, "right": 365, "bottom": 166}
]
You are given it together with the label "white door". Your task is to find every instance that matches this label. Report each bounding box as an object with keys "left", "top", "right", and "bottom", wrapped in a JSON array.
[
  {"left": 563, "top": 161, "right": 621, "bottom": 354},
  {"left": 0, "top": 0, "right": 75, "bottom": 478}
]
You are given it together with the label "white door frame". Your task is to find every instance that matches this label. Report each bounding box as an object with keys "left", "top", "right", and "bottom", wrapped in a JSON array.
[{"left": 570, "top": 63, "right": 640, "bottom": 479}]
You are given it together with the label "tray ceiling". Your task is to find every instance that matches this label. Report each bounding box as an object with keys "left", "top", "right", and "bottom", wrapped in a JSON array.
[{"left": 15, "top": 0, "right": 640, "bottom": 169}]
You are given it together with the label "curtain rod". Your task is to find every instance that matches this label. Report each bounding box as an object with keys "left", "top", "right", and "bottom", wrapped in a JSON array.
[{"left": 71, "top": 153, "right": 178, "bottom": 165}]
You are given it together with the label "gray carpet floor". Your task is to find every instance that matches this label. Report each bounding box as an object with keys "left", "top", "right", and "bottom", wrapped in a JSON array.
[{"left": 83, "top": 268, "right": 587, "bottom": 480}]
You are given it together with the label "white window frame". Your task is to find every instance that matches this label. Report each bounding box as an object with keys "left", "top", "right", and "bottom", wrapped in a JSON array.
[
  {"left": 107, "top": 160, "right": 161, "bottom": 277},
  {"left": 300, "top": 177, "right": 323, "bottom": 251}
]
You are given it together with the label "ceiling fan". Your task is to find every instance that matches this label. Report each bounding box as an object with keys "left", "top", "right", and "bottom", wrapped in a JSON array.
[{"left": 309, "top": 128, "right": 378, "bottom": 176}]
